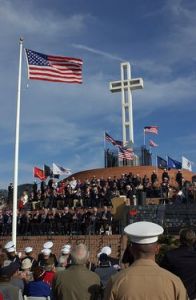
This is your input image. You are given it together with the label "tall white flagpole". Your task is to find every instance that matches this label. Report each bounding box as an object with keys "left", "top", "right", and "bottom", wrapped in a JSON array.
[{"left": 12, "top": 38, "right": 23, "bottom": 247}]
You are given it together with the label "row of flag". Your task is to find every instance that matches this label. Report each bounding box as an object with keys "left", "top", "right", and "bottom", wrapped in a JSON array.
[
  {"left": 33, "top": 163, "right": 71, "bottom": 181},
  {"left": 157, "top": 156, "right": 192, "bottom": 171},
  {"left": 105, "top": 132, "right": 134, "bottom": 160},
  {"left": 144, "top": 126, "right": 159, "bottom": 147},
  {"left": 105, "top": 132, "right": 158, "bottom": 152}
]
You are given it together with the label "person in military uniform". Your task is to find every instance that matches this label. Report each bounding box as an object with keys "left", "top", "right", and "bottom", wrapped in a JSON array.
[
  {"left": 4, "top": 241, "right": 21, "bottom": 266},
  {"left": 21, "top": 247, "right": 38, "bottom": 271},
  {"left": 104, "top": 221, "right": 188, "bottom": 300},
  {"left": 38, "top": 241, "right": 58, "bottom": 267}
]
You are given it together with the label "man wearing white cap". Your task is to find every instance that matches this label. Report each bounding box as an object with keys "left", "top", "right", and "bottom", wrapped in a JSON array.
[
  {"left": 4, "top": 241, "right": 21, "bottom": 265},
  {"left": 98, "top": 246, "right": 119, "bottom": 267},
  {"left": 21, "top": 247, "right": 37, "bottom": 271},
  {"left": 57, "top": 244, "right": 71, "bottom": 270},
  {"left": 104, "top": 221, "right": 188, "bottom": 300},
  {"left": 38, "top": 241, "right": 58, "bottom": 267}
]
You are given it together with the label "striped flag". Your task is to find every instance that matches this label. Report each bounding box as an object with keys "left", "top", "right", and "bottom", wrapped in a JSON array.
[
  {"left": 105, "top": 132, "right": 123, "bottom": 147},
  {"left": 25, "top": 49, "right": 83, "bottom": 83},
  {"left": 118, "top": 147, "right": 134, "bottom": 160},
  {"left": 144, "top": 126, "right": 158, "bottom": 134},
  {"left": 149, "top": 139, "right": 158, "bottom": 147}
]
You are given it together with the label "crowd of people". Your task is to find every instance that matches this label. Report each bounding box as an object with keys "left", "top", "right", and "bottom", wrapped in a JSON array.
[
  {"left": 0, "top": 170, "right": 194, "bottom": 238},
  {"left": 1, "top": 223, "right": 196, "bottom": 299},
  {"left": 0, "top": 206, "right": 114, "bottom": 236},
  {"left": 7, "top": 169, "right": 195, "bottom": 212}
]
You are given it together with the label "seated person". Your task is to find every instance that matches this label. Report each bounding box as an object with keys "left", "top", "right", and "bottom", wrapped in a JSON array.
[
  {"left": 24, "top": 266, "right": 51, "bottom": 298},
  {"left": 0, "top": 261, "right": 23, "bottom": 300},
  {"left": 42, "top": 257, "right": 56, "bottom": 287}
]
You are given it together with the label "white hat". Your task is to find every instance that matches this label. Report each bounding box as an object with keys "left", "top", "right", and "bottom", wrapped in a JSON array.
[
  {"left": 7, "top": 247, "right": 16, "bottom": 253},
  {"left": 4, "top": 241, "right": 15, "bottom": 250},
  {"left": 21, "top": 258, "right": 32, "bottom": 270},
  {"left": 42, "top": 248, "right": 51, "bottom": 256},
  {"left": 43, "top": 241, "right": 53, "bottom": 249},
  {"left": 24, "top": 247, "right": 33, "bottom": 253},
  {"left": 124, "top": 221, "right": 164, "bottom": 244},
  {"left": 98, "top": 246, "right": 112, "bottom": 257},
  {"left": 61, "top": 245, "right": 71, "bottom": 255},
  {"left": 63, "top": 244, "right": 71, "bottom": 249}
]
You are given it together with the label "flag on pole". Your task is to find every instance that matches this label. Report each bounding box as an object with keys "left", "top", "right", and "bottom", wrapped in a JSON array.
[
  {"left": 157, "top": 156, "right": 167, "bottom": 169},
  {"left": 149, "top": 139, "right": 158, "bottom": 147},
  {"left": 182, "top": 156, "right": 192, "bottom": 171},
  {"left": 52, "top": 163, "right": 71, "bottom": 176},
  {"left": 33, "top": 167, "right": 46, "bottom": 180},
  {"left": 44, "top": 165, "right": 52, "bottom": 177},
  {"left": 105, "top": 132, "right": 123, "bottom": 147},
  {"left": 144, "top": 126, "right": 158, "bottom": 134},
  {"left": 167, "top": 156, "right": 182, "bottom": 169},
  {"left": 118, "top": 147, "right": 134, "bottom": 160},
  {"left": 25, "top": 49, "right": 83, "bottom": 83}
]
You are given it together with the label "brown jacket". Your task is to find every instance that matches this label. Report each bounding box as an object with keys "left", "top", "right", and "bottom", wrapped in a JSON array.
[
  {"left": 53, "top": 264, "right": 101, "bottom": 300},
  {"left": 104, "top": 258, "right": 188, "bottom": 300}
]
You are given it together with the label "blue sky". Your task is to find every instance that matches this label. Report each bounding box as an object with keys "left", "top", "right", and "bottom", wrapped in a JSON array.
[{"left": 0, "top": 0, "right": 195, "bottom": 188}]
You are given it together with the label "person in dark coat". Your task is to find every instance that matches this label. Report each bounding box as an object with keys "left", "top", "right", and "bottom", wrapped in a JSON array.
[
  {"left": 21, "top": 247, "right": 38, "bottom": 271},
  {"left": 160, "top": 228, "right": 196, "bottom": 300},
  {"left": 176, "top": 170, "right": 183, "bottom": 189},
  {"left": 95, "top": 253, "right": 117, "bottom": 288},
  {"left": 162, "top": 169, "right": 170, "bottom": 182},
  {"left": 151, "top": 170, "right": 158, "bottom": 185}
]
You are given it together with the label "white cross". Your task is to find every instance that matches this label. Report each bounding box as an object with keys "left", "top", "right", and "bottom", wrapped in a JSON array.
[{"left": 109, "top": 62, "right": 143, "bottom": 146}]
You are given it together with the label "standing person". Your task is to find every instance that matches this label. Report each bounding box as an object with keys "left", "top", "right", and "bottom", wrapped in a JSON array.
[
  {"left": 176, "top": 170, "right": 183, "bottom": 189},
  {"left": 95, "top": 253, "right": 117, "bottom": 292},
  {"left": 4, "top": 241, "right": 21, "bottom": 265},
  {"left": 151, "top": 170, "right": 157, "bottom": 185},
  {"left": 104, "top": 221, "right": 188, "bottom": 300},
  {"left": 38, "top": 241, "right": 58, "bottom": 267},
  {"left": 160, "top": 228, "right": 196, "bottom": 300},
  {"left": 21, "top": 247, "right": 38, "bottom": 271},
  {"left": 162, "top": 168, "right": 170, "bottom": 182},
  {"left": 53, "top": 243, "right": 101, "bottom": 300}
]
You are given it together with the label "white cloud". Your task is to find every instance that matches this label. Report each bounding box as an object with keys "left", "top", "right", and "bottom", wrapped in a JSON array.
[
  {"left": 0, "top": 0, "right": 91, "bottom": 37},
  {"left": 72, "top": 44, "right": 125, "bottom": 61}
]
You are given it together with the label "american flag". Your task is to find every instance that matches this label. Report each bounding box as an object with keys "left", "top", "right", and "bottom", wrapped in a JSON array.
[
  {"left": 144, "top": 126, "right": 158, "bottom": 134},
  {"left": 105, "top": 132, "right": 123, "bottom": 147},
  {"left": 25, "top": 49, "right": 83, "bottom": 83},
  {"left": 149, "top": 139, "right": 158, "bottom": 147},
  {"left": 118, "top": 147, "right": 134, "bottom": 160}
]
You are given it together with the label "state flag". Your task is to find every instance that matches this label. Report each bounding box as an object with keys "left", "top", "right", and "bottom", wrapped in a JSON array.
[
  {"left": 33, "top": 167, "right": 46, "bottom": 180},
  {"left": 168, "top": 156, "right": 182, "bottom": 169}
]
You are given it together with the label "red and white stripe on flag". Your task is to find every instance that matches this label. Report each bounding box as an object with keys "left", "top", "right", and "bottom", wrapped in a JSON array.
[
  {"left": 118, "top": 147, "right": 134, "bottom": 160},
  {"left": 25, "top": 49, "right": 83, "bottom": 83},
  {"left": 144, "top": 126, "right": 158, "bottom": 134},
  {"left": 149, "top": 139, "right": 158, "bottom": 147}
]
